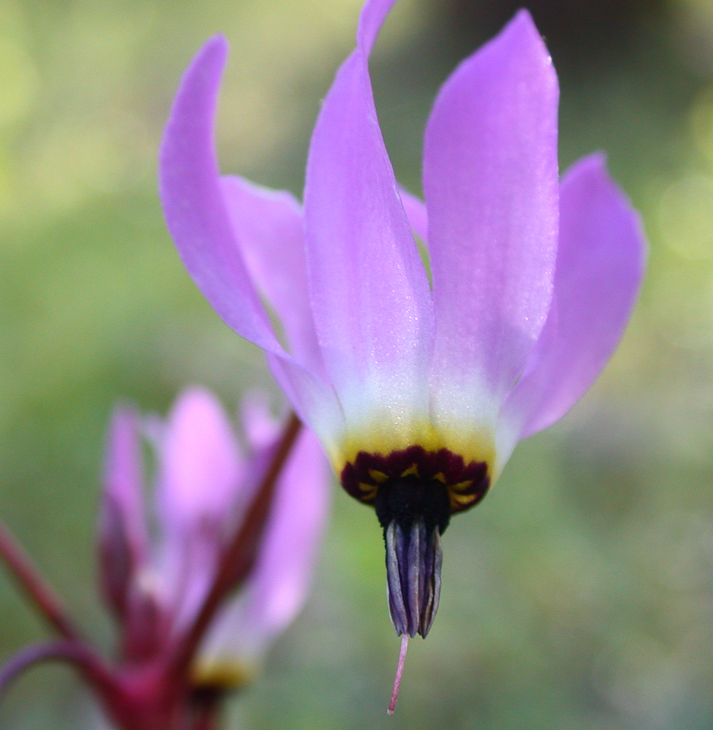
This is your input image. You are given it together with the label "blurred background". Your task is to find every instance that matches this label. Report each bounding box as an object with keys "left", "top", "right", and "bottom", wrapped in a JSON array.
[{"left": 1, "top": 0, "right": 713, "bottom": 727}]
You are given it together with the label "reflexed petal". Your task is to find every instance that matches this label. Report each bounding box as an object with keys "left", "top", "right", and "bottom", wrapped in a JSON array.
[
  {"left": 220, "top": 176, "right": 323, "bottom": 376},
  {"left": 197, "top": 429, "right": 330, "bottom": 676},
  {"left": 502, "top": 154, "right": 645, "bottom": 440},
  {"left": 99, "top": 406, "right": 148, "bottom": 616},
  {"left": 304, "top": 2, "right": 433, "bottom": 436},
  {"left": 424, "top": 10, "right": 559, "bottom": 414},
  {"left": 159, "top": 36, "right": 284, "bottom": 358},
  {"left": 162, "top": 36, "right": 337, "bottom": 440}
]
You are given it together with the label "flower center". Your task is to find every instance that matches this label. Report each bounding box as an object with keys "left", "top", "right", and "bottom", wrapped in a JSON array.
[{"left": 339, "top": 446, "right": 491, "bottom": 638}]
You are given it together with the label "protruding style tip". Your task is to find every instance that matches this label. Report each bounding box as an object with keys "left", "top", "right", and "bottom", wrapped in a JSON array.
[{"left": 387, "top": 633, "right": 410, "bottom": 715}]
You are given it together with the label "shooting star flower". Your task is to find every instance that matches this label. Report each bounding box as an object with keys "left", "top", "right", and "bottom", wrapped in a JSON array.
[
  {"left": 159, "top": 0, "right": 645, "bottom": 706},
  {"left": 99, "top": 388, "right": 329, "bottom": 696},
  {"left": 0, "top": 388, "right": 328, "bottom": 730}
]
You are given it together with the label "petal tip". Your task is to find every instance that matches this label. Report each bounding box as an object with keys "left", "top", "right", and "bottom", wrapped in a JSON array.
[
  {"left": 507, "top": 9, "right": 545, "bottom": 47},
  {"left": 511, "top": 7, "right": 536, "bottom": 28},
  {"left": 169, "top": 386, "right": 231, "bottom": 432},
  {"left": 175, "top": 36, "right": 229, "bottom": 95},
  {"left": 200, "top": 34, "right": 230, "bottom": 63},
  {"left": 571, "top": 152, "right": 610, "bottom": 181},
  {"left": 159, "top": 34, "right": 229, "bottom": 174},
  {"left": 499, "top": 8, "right": 556, "bottom": 77}
]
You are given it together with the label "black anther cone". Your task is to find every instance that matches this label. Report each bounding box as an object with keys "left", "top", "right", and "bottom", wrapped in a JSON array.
[{"left": 374, "top": 476, "right": 451, "bottom": 638}]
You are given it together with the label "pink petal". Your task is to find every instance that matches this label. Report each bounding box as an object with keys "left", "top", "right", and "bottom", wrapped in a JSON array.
[
  {"left": 503, "top": 154, "right": 646, "bottom": 439},
  {"left": 98, "top": 406, "right": 148, "bottom": 616},
  {"left": 239, "top": 391, "right": 281, "bottom": 451},
  {"left": 159, "top": 37, "right": 284, "bottom": 359},
  {"left": 303, "top": 2, "right": 433, "bottom": 425},
  {"left": 220, "top": 176, "right": 324, "bottom": 376},
  {"left": 157, "top": 387, "right": 243, "bottom": 529},
  {"left": 424, "top": 10, "right": 559, "bottom": 402},
  {"left": 155, "top": 388, "right": 244, "bottom": 630},
  {"left": 198, "top": 428, "right": 330, "bottom": 669}
]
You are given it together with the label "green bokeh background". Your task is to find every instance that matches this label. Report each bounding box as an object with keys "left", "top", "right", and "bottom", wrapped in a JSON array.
[{"left": 2, "top": 0, "right": 713, "bottom": 727}]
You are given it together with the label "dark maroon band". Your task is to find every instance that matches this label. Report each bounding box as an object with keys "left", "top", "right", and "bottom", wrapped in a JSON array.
[{"left": 340, "top": 444, "right": 490, "bottom": 514}]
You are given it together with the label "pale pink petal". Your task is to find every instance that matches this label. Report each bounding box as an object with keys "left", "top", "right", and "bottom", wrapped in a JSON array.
[
  {"left": 155, "top": 388, "right": 243, "bottom": 630},
  {"left": 424, "top": 10, "right": 559, "bottom": 406},
  {"left": 159, "top": 37, "right": 285, "bottom": 359},
  {"left": 157, "top": 387, "right": 243, "bottom": 527},
  {"left": 303, "top": 2, "right": 433, "bottom": 428},
  {"left": 239, "top": 391, "right": 281, "bottom": 452},
  {"left": 220, "top": 176, "right": 324, "bottom": 376},
  {"left": 503, "top": 154, "right": 646, "bottom": 439},
  {"left": 198, "top": 429, "right": 330, "bottom": 671}
]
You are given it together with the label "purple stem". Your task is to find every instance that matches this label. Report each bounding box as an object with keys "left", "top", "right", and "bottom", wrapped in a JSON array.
[
  {"left": 0, "top": 639, "right": 115, "bottom": 700},
  {"left": 0, "top": 518, "right": 83, "bottom": 641},
  {"left": 170, "top": 412, "right": 302, "bottom": 679}
]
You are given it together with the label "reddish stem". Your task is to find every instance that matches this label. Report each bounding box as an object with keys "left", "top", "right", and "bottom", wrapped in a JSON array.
[
  {"left": 170, "top": 413, "right": 302, "bottom": 678},
  {"left": 0, "top": 639, "right": 116, "bottom": 702},
  {"left": 0, "top": 518, "right": 83, "bottom": 641}
]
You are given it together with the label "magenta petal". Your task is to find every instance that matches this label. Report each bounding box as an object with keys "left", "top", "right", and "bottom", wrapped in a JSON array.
[
  {"left": 99, "top": 406, "right": 148, "bottom": 616},
  {"left": 303, "top": 8, "right": 433, "bottom": 421},
  {"left": 220, "top": 176, "right": 323, "bottom": 376},
  {"left": 424, "top": 10, "right": 559, "bottom": 399},
  {"left": 198, "top": 428, "right": 330, "bottom": 669},
  {"left": 504, "top": 154, "right": 645, "bottom": 438},
  {"left": 159, "top": 37, "right": 283, "bottom": 357}
]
